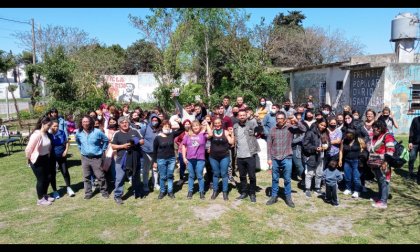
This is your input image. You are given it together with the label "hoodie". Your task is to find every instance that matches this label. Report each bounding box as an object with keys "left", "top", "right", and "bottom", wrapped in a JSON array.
[{"left": 140, "top": 113, "right": 161, "bottom": 154}]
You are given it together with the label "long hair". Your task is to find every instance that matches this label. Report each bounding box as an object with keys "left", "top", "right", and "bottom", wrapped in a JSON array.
[
  {"left": 78, "top": 115, "right": 95, "bottom": 132},
  {"left": 31, "top": 116, "right": 52, "bottom": 135},
  {"left": 188, "top": 120, "right": 201, "bottom": 136}
]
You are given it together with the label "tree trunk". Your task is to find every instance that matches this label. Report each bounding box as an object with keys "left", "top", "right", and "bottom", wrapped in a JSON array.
[
  {"left": 5, "top": 76, "right": 23, "bottom": 129},
  {"left": 205, "top": 33, "right": 211, "bottom": 99}
]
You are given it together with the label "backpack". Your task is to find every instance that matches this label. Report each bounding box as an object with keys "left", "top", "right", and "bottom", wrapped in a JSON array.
[{"left": 383, "top": 134, "right": 409, "bottom": 168}]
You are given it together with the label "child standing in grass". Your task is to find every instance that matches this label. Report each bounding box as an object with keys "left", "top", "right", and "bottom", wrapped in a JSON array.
[{"left": 322, "top": 160, "right": 343, "bottom": 206}]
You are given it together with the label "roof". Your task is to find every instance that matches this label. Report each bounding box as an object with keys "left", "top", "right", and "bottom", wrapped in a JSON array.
[{"left": 281, "top": 61, "right": 350, "bottom": 73}]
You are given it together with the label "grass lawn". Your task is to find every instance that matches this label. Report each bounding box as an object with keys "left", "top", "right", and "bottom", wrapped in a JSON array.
[{"left": 0, "top": 136, "right": 419, "bottom": 244}]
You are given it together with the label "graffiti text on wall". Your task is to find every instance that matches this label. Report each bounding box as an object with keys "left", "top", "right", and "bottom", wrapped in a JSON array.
[{"left": 350, "top": 68, "right": 384, "bottom": 114}]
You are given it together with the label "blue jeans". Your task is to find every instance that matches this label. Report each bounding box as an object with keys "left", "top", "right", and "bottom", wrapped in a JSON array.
[
  {"left": 343, "top": 159, "right": 361, "bottom": 192},
  {"left": 373, "top": 168, "right": 389, "bottom": 204},
  {"left": 157, "top": 157, "right": 176, "bottom": 193},
  {"left": 178, "top": 153, "right": 186, "bottom": 179},
  {"left": 292, "top": 148, "right": 304, "bottom": 178},
  {"left": 187, "top": 159, "right": 205, "bottom": 193},
  {"left": 209, "top": 156, "right": 230, "bottom": 192},
  {"left": 114, "top": 160, "right": 141, "bottom": 199},
  {"left": 271, "top": 157, "right": 293, "bottom": 197}
]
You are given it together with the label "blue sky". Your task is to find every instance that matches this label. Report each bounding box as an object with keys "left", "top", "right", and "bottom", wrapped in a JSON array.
[{"left": 1, "top": 8, "right": 419, "bottom": 57}]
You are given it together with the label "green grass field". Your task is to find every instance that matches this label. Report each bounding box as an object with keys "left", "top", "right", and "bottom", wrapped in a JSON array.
[{"left": 0, "top": 136, "right": 419, "bottom": 244}]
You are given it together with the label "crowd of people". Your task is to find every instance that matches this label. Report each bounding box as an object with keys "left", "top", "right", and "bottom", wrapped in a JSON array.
[{"left": 25, "top": 94, "right": 420, "bottom": 210}]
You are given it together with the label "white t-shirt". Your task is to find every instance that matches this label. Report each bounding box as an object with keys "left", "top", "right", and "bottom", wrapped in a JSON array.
[{"left": 39, "top": 133, "right": 51, "bottom": 156}]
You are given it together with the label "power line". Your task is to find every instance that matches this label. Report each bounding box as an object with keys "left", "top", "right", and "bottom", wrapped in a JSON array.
[{"left": 0, "top": 17, "right": 30, "bottom": 25}]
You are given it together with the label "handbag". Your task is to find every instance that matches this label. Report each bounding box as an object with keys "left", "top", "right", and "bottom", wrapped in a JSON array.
[{"left": 367, "top": 153, "right": 384, "bottom": 169}]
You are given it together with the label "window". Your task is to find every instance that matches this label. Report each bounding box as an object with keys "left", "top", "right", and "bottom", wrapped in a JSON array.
[
  {"left": 336, "top": 81, "right": 343, "bottom": 90},
  {"left": 409, "top": 83, "right": 420, "bottom": 114}
]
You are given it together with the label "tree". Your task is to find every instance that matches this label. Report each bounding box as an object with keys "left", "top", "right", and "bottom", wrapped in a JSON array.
[
  {"left": 0, "top": 50, "right": 23, "bottom": 128},
  {"left": 176, "top": 8, "right": 239, "bottom": 98},
  {"left": 39, "top": 46, "right": 76, "bottom": 102},
  {"left": 268, "top": 11, "right": 365, "bottom": 67},
  {"left": 14, "top": 25, "right": 98, "bottom": 61},
  {"left": 122, "top": 39, "right": 159, "bottom": 74},
  {"left": 16, "top": 51, "right": 42, "bottom": 108},
  {"left": 129, "top": 9, "right": 183, "bottom": 87}
]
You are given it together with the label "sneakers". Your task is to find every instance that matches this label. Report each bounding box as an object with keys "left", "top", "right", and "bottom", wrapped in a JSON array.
[
  {"left": 314, "top": 189, "right": 323, "bottom": 196},
  {"left": 372, "top": 201, "right": 388, "bottom": 209},
  {"left": 236, "top": 193, "right": 248, "bottom": 200},
  {"left": 84, "top": 194, "right": 93, "bottom": 200},
  {"left": 168, "top": 192, "right": 175, "bottom": 199},
  {"left": 351, "top": 191, "right": 359, "bottom": 199},
  {"left": 102, "top": 192, "right": 110, "bottom": 199},
  {"left": 343, "top": 189, "right": 352, "bottom": 195},
  {"left": 249, "top": 194, "right": 256, "bottom": 203},
  {"left": 305, "top": 190, "right": 311, "bottom": 198},
  {"left": 37, "top": 198, "right": 52, "bottom": 206},
  {"left": 333, "top": 203, "right": 339, "bottom": 207},
  {"left": 223, "top": 192, "right": 228, "bottom": 201},
  {"left": 187, "top": 191, "right": 193, "bottom": 199},
  {"left": 211, "top": 191, "right": 217, "bottom": 200},
  {"left": 266, "top": 196, "right": 278, "bottom": 205},
  {"left": 52, "top": 191, "right": 60, "bottom": 199},
  {"left": 114, "top": 197, "right": 123, "bottom": 205},
  {"left": 370, "top": 197, "right": 380, "bottom": 203},
  {"left": 285, "top": 197, "right": 295, "bottom": 208},
  {"left": 45, "top": 195, "right": 55, "bottom": 202},
  {"left": 154, "top": 184, "right": 161, "bottom": 191},
  {"left": 67, "top": 187, "right": 75, "bottom": 197},
  {"left": 158, "top": 192, "right": 165, "bottom": 199}
]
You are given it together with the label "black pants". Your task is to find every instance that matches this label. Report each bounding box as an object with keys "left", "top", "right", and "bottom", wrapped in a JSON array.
[
  {"left": 237, "top": 156, "right": 257, "bottom": 195},
  {"left": 50, "top": 155, "right": 71, "bottom": 191},
  {"left": 325, "top": 184, "right": 338, "bottom": 205},
  {"left": 30, "top": 155, "right": 51, "bottom": 200}
]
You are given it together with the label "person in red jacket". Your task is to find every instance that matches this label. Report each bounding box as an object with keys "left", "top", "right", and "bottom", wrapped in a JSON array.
[{"left": 369, "top": 120, "right": 395, "bottom": 209}]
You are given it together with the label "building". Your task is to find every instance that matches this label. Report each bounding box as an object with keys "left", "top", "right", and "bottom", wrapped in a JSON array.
[{"left": 283, "top": 12, "right": 420, "bottom": 135}]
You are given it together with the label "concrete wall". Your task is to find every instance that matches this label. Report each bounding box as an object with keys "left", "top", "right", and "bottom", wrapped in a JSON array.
[
  {"left": 384, "top": 64, "right": 420, "bottom": 134},
  {"left": 290, "top": 66, "right": 347, "bottom": 109}
]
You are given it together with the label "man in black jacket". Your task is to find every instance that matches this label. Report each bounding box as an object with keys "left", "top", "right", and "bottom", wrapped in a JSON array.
[{"left": 408, "top": 116, "right": 420, "bottom": 184}]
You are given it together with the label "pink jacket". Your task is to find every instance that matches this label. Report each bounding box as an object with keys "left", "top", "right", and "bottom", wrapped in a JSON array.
[{"left": 25, "top": 130, "right": 50, "bottom": 164}]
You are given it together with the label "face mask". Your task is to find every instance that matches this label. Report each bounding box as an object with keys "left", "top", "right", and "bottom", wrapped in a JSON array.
[
  {"left": 270, "top": 109, "right": 277, "bottom": 115},
  {"left": 260, "top": 102, "right": 266, "bottom": 106},
  {"left": 322, "top": 110, "right": 329, "bottom": 115},
  {"left": 94, "top": 126, "right": 99, "bottom": 129},
  {"left": 163, "top": 129, "right": 172, "bottom": 134},
  {"left": 108, "top": 124, "right": 117, "bottom": 129},
  {"left": 306, "top": 116, "right": 313, "bottom": 121},
  {"left": 151, "top": 121, "right": 158, "bottom": 127},
  {"left": 97, "top": 115, "right": 102, "bottom": 120},
  {"left": 233, "top": 112, "right": 238, "bottom": 117},
  {"left": 383, "top": 115, "right": 389, "bottom": 119},
  {"left": 284, "top": 105, "right": 290, "bottom": 110},
  {"left": 184, "top": 126, "right": 191, "bottom": 131},
  {"left": 316, "top": 117, "right": 323, "bottom": 122},
  {"left": 353, "top": 115, "right": 359, "bottom": 120},
  {"left": 329, "top": 124, "right": 336, "bottom": 129}
]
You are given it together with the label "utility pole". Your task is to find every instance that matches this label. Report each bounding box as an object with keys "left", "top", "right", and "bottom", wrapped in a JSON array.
[{"left": 31, "top": 18, "right": 36, "bottom": 65}]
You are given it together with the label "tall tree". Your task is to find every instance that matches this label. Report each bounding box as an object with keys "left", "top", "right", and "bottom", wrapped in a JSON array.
[
  {"left": 14, "top": 25, "right": 98, "bottom": 61},
  {"left": 123, "top": 39, "right": 160, "bottom": 74},
  {"left": 0, "top": 50, "right": 22, "bottom": 128},
  {"left": 129, "top": 8, "right": 183, "bottom": 87}
]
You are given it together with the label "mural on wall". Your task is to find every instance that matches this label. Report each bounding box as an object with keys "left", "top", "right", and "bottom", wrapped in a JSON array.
[
  {"left": 293, "top": 72, "right": 326, "bottom": 107},
  {"left": 103, "top": 75, "right": 140, "bottom": 103},
  {"left": 350, "top": 68, "right": 384, "bottom": 115},
  {"left": 386, "top": 65, "right": 420, "bottom": 135}
]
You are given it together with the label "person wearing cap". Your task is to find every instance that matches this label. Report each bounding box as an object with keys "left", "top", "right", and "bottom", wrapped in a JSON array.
[
  {"left": 111, "top": 116, "right": 144, "bottom": 204},
  {"left": 75, "top": 115, "right": 109, "bottom": 200}
]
